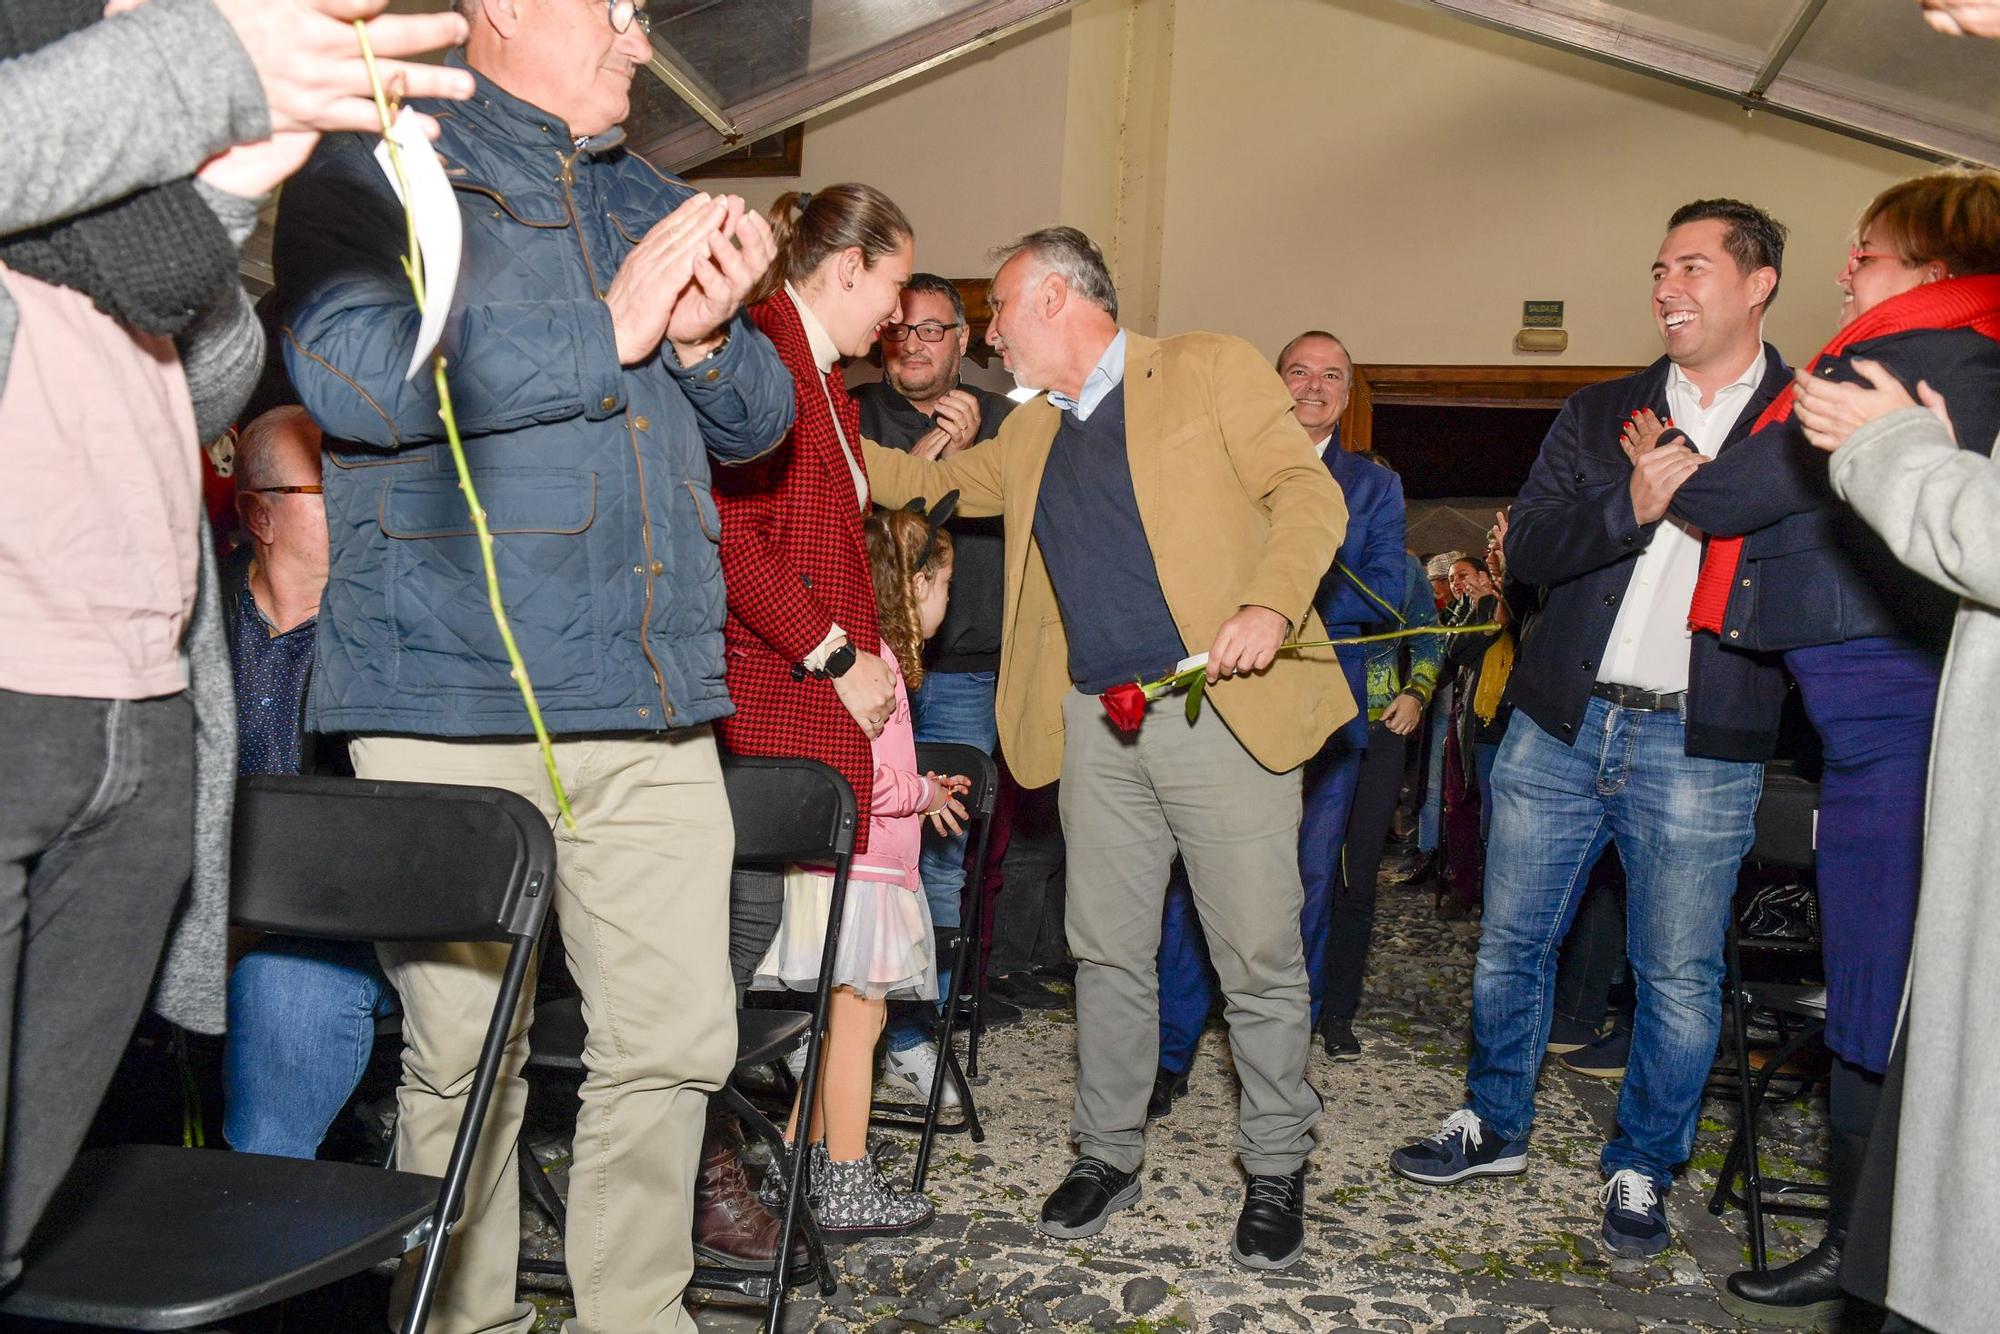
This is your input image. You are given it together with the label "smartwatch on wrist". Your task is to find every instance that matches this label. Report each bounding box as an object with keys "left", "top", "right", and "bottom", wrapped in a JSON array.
[{"left": 821, "top": 643, "right": 858, "bottom": 680}]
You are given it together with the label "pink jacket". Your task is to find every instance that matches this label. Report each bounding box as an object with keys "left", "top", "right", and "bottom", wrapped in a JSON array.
[{"left": 850, "top": 654, "right": 930, "bottom": 892}]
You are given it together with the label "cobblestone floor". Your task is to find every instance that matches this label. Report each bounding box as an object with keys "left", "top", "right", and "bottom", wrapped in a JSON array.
[{"left": 503, "top": 872, "right": 1844, "bottom": 1334}]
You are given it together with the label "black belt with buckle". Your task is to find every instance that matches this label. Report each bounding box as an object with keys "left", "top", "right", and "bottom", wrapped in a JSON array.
[{"left": 1590, "top": 681, "right": 1686, "bottom": 712}]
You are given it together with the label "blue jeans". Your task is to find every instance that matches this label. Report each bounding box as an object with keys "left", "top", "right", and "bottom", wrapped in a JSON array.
[
  {"left": 1418, "top": 684, "right": 1450, "bottom": 853},
  {"left": 1156, "top": 651, "right": 1366, "bottom": 1071},
  {"left": 1466, "top": 697, "right": 1760, "bottom": 1185},
  {"left": 1474, "top": 738, "right": 1500, "bottom": 842},
  {"left": 224, "top": 936, "right": 396, "bottom": 1159},
  {"left": 910, "top": 669, "right": 999, "bottom": 930},
  {"left": 889, "top": 668, "right": 997, "bottom": 1049}
]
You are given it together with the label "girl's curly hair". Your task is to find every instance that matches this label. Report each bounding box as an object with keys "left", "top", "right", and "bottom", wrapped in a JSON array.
[{"left": 865, "top": 506, "right": 952, "bottom": 689}]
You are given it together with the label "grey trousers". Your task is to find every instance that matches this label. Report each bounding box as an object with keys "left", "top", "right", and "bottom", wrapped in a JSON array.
[
  {"left": 1058, "top": 689, "right": 1320, "bottom": 1176},
  {"left": 0, "top": 690, "right": 194, "bottom": 1276}
]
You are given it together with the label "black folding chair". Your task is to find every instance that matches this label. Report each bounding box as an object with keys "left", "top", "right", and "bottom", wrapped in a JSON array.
[
  {"left": 1707, "top": 759, "right": 1830, "bottom": 1271},
  {"left": 0, "top": 775, "right": 554, "bottom": 1333},
  {"left": 515, "top": 756, "right": 853, "bottom": 1334},
  {"left": 867, "top": 742, "right": 998, "bottom": 1190}
]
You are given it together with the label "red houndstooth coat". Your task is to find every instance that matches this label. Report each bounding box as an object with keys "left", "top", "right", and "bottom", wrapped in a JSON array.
[{"left": 714, "top": 289, "right": 882, "bottom": 850}]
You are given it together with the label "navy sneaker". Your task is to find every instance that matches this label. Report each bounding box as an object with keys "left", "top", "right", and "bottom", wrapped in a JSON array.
[
  {"left": 1599, "top": 1169, "right": 1671, "bottom": 1257},
  {"left": 1389, "top": 1109, "right": 1529, "bottom": 1185},
  {"left": 1545, "top": 1015, "right": 1604, "bottom": 1054},
  {"left": 1561, "top": 1025, "right": 1632, "bottom": 1079}
]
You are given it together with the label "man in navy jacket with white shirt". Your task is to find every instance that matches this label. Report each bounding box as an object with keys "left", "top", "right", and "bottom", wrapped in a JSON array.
[{"left": 1390, "top": 200, "right": 1792, "bottom": 1261}]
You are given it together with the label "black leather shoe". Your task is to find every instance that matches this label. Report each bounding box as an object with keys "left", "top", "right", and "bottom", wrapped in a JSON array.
[
  {"left": 1145, "top": 1066, "right": 1190, "bottom": 1121},
  {"left": 1319, "top": 1016, "right": 1361, "bottom": 1062},
  {"left": 1231, "top": 1167, "right": 1306, "bottom": 1270},
  {"left": 991, "top": 971, "right": 1067, "bottom": 1010},
  {"left": 955, "top": 992, "right": 1023, "bottom": 1030},
  {"left": 1718, "top": 1125, "right": 1859, "bottom": 1331},
  {"left": 1037, "top": 1157, "right": 1140, "bottom": 1239},
  {"left": 1719, "top": 1236, "right": 1845, "bottom": 1328}
]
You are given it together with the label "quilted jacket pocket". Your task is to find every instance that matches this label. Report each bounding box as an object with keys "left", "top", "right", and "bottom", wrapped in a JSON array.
[{"left": 381, "top": 471, "right": 604, "bottom": 695}]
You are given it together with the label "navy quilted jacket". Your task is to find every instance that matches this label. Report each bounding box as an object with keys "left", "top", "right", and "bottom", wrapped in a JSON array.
[{"left": 276, "top": 56, "right": 792, "bottom": 737}]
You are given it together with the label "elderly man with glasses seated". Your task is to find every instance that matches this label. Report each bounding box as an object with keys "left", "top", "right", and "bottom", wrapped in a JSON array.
[
  {"left": 218, "top": 405, "right": 402, "bottom": 1165},
  {"left": 274, "top": 0, "right": 797, "bottom": 1329}
]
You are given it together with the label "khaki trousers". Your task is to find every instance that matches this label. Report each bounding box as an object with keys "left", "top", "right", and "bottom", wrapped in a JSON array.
[
  {"left": 1058, "top": 690, "right": 1322, "bottom": 1176},
  {"left": 350, "top": 729, "right": 736, "bottom": 1334}
]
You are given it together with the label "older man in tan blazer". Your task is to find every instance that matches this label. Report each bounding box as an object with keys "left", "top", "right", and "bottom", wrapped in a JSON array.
[{"left": 863, "top": 227, "right": 1352, "bottom": 1270}]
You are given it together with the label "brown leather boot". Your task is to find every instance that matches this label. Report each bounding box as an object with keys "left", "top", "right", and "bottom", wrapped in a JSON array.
[{"left": 693, "top": 1107, "right": 812, "bottom": 1269}]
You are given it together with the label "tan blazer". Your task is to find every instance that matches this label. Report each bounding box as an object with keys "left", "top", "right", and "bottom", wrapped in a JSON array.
[{"left": 864, "top": 329, "right": 1355, "bottom": 788}]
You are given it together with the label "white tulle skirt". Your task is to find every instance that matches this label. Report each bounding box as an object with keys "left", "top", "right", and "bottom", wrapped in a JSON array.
[{"left": 749, "top": 860, "right": 938, "bottom": 1001}]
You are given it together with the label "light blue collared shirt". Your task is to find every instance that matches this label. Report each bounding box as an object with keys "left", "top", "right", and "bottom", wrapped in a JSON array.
[{"left": 1046, "top": 330, "right": 1127, "bottom": 421}]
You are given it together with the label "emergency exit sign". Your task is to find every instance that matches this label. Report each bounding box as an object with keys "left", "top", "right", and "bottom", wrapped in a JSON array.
[{"left": 1523, "top": 301, "right": 1565, "bottom": 328}]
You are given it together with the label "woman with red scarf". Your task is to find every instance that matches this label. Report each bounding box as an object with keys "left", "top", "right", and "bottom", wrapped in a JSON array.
[{"left": 1633, "top": 169, "right": 2000, "bottom": 1328}]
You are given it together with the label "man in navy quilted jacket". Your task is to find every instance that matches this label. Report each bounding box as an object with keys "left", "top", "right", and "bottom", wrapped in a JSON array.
[{"left": 275, "top": 3, "right": 794, "bottom": 1329}]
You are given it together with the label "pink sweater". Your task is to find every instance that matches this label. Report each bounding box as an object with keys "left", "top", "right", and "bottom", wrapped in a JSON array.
[
  {"left": 0, "top": 268, "right": 199, "bottom": 699},
  {"left": 851, "top": 654, "right": 931, "bottom": 893}
]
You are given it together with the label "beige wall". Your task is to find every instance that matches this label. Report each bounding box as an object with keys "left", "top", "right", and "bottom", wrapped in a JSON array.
[
  {"left": 696, "top": 0, "right": 1936, "bottom": 372},
  {"left": 1155, "top": 0, "right": 1931, "bottom": 369},
  {"left": 691, "top": 19, "right": 1071, "bottom": 281}
]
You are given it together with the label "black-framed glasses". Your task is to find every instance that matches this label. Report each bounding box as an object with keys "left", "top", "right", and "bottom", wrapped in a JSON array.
[
  {"left": 881, "top": 321, "right": 962, "bottom": 344},
  {"left": 248, "top": 485, "right": 324, "bottom": 496},
  {"left": 607, "top": 0, "right": 652, "bottom": 35}
]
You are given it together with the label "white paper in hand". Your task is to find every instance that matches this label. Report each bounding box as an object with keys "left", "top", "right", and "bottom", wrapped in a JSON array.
[{"left": 372, "top": 107, "right": 462, "bottom": 381}]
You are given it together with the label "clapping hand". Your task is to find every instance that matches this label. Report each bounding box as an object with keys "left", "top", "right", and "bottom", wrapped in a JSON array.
[
  {"left": 607, "top": 195, "right": 729, "bottom": 365},
  {"left": 923, "top": 773, "right": 972, "bottom": 836},
  {"left": 1792, "top": 359, "right": 1958, "bottom": 453},
  {"left": 911, "top": 390, "right": 983, "bottom": 460},
  {"left": 1620, "top": 407, "right": 1705, "bottom": 524},
  {"left": 664, "top": 195, "right": 778, "bottom": 365}
]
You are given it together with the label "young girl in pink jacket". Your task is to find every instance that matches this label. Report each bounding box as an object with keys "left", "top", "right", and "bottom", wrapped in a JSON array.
[{"left": 753, "top": 501, "right": 970, "bottom": 1235}]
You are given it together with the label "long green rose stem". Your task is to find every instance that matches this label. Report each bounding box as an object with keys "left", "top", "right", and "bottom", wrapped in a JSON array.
[
  {"left": 1142, "top": 621, "right": 1504, "bottom": 717},
  {"left": 358, "top": 26, "right": 576, "bottom": 830}
]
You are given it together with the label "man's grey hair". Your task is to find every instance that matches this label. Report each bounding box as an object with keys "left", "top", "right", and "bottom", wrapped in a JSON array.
[
  {"left": 992, "top": 227, "right": 1119, "bottom": 321},
  {"left": 235, "top": 405, "right": 322, "bottom": 494}
]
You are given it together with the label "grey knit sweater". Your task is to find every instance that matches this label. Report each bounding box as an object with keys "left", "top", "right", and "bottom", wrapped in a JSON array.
[{"left": 1, "top": 0, "right": 271, "bottom": 1033}]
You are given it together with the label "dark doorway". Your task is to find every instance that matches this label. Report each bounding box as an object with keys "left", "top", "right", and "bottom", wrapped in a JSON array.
[
  {"left": 1370, "top": 403, "right": 1558, "bottom": 502},
  {"left": 1343, "top": 364, "right": 1640, "bottom": 504}
]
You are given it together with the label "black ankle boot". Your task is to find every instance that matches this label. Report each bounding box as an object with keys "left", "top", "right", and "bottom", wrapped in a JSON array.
[{"left": 1719, "top": 1130, "right": 1864, "bottom": 1330}]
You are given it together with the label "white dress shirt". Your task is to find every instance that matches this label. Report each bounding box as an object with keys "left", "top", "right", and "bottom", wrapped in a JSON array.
[{"left": 1595, "top": 350, "right": 1765, "bottom": 694}]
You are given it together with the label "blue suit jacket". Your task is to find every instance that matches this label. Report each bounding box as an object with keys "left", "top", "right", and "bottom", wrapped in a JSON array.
[
  {"left": 1315, "top": 433, "right": 1408, "bottom": 637},
  {"left": 1314, "top": 433, "right": 1406, "bottom": 748}
]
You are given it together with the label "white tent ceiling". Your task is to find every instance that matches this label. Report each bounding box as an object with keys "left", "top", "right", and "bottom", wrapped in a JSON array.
[
  {"left": 1410, "top": 0, "right": 2000, "bottom": 167},
  {"left": 243, "top": 0, "right": 1997, "bottom": 294}
]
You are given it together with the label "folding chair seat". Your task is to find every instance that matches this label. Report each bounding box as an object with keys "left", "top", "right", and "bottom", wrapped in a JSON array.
[
  {"left": 0, "top": 776, "right": 555, "bottom": 1333},
  {"left": 515, "top": 756, "right": 853, "bottom": 1334},
  {"left": 1707, "top": 760, "right": 1831, "bottom": 1272},
  {"left": 867, "top": 742, "right": 999, "bottom": 1190}
]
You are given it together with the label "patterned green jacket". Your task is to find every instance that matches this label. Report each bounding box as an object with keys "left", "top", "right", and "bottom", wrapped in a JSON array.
[{"left": 1362, "top": 552, "right": 1442, "bottom": 721}]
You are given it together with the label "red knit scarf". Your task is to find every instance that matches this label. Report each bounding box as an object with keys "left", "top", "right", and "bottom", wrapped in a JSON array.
[{"left": 1687, "top": 273, "right": 2000, "bottom": 633}]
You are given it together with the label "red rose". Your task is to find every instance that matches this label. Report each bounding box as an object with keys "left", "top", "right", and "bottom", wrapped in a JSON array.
[{"left": 1100, "top": 683, "right": 1149, "bottom": 733}]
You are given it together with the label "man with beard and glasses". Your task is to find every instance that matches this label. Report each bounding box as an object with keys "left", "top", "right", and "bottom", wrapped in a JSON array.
[{"left": 855, "top": 274, "right": 1022, "bottom": 1101}]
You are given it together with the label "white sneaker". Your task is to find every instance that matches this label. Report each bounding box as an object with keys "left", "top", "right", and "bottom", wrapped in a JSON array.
[{"left": 882, "top": 1041, "right": 962, "bottom": 1111}]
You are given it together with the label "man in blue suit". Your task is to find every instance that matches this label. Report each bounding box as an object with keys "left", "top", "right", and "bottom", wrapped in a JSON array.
[{"left": 1150, "top": 331, "right": 1408, "bottom": 1116}]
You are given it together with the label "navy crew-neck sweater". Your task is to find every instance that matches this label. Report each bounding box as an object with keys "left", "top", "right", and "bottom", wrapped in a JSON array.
[{"left": 1031, "top": 384, "right": 1188, "bottom": 694}]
